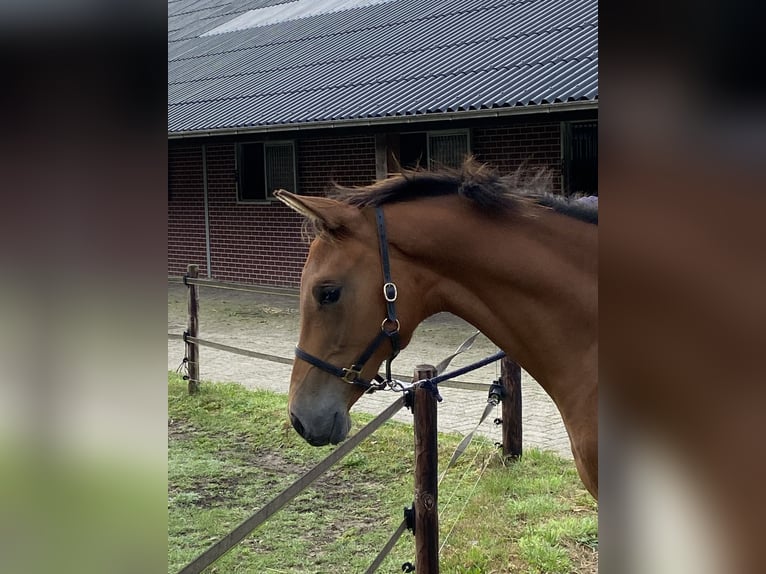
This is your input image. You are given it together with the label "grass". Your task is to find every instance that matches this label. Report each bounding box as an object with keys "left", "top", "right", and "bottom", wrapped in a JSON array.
[{"left": 168, "top": 373, "right": 597, "bottom": 573}]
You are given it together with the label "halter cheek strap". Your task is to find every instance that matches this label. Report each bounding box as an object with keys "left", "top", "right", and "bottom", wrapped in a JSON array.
[
  {"left": 377, "top": 208, "right": 401, "bottom": 381},
  {"left": 293, "top": 207, "right": 400, "bottom": 391}
]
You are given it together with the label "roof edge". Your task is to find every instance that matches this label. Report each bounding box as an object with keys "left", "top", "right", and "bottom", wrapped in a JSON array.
[{"left": 168, "top": 100, "right": 598, "bottom": 139}]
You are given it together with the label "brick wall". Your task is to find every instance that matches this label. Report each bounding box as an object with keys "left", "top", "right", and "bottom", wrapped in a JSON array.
[
  {"left": 472, "top": 119, "right": 563, "bottom": 192},
  {"left": 168, "top": 135, "right": 377, "bottom": 287},
  {"left": 298, "top": 136, "right": 377, "bottom": 194},
  {"left": 168, "top": 145, "right": 208, "bottom": 277}
]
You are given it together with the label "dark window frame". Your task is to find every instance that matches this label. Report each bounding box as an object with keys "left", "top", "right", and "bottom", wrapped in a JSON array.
[
  {"left": 561, "top": 120, "right": 598, "bottom": 196},
  {"left": 397, "top": 129, "right": 471, "bottom": 170},
  {"left": 236, "top": 140, "right": 297, "bottom": 203},
  {"left": 427, "top": 129, "right": 471, "bottom": 170}
]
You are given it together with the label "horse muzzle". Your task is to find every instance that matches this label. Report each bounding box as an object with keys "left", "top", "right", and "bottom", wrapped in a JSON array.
[{"left": 289, "top": 408, "right": 351, "bottom": 446}]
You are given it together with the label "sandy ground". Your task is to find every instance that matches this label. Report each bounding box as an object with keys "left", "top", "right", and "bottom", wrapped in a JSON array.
[{"left": 167, "top": 283, "right": 572, "bottom": 458}]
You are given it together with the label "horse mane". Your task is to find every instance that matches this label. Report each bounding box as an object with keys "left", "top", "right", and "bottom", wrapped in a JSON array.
[{"left": 307, "top": 158, "right": 597, "bottom": 240}]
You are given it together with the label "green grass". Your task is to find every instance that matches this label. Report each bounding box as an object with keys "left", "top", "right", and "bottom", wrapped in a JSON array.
[{"left": 168, "top": 373, "right": 597, "bottom": 573}]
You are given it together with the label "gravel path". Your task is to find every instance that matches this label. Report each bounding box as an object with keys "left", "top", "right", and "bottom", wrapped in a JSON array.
[{"left": 167, "top": 283, "right": 572, "bottom": 458}]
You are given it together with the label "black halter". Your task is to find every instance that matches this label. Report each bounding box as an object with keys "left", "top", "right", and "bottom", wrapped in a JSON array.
[{"left": 293, "top": 207, "right": 401, "bottom": 391}]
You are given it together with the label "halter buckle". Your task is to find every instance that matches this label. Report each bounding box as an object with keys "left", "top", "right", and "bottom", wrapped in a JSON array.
[
  {"left": 383, "top": 282, "right": 398, "bottom": 302},
  {"left": 341, "top": 366, "right": 363, "bottom": 384}
]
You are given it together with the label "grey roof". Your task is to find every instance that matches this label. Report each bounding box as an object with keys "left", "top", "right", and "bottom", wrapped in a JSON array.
[{"left": 168, "top": 0, "right": 598, "bottom": 135}]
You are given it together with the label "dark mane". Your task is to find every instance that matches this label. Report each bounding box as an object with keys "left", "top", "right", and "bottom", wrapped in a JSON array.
[{"left": 310, "top": 158, "right": 597, "bottom": 240}]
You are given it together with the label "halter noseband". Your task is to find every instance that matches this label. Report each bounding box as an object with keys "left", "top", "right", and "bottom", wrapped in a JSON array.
[{"left": 293, "top": 207, "right": 401, "bottom": 391}]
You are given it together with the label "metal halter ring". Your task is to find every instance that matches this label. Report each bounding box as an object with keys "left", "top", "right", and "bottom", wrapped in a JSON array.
[
  {"left": 383, "top": 282, "right": 398, "bottom": 302},
  {"left": 381, "top": 317, "right": 400, "bottom": 334},
  {"left": 342, "top": 367, "right": 363, "bottom": 383}
]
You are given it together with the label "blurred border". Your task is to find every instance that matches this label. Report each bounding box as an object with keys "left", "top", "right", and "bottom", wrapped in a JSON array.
[
  {"left": 600, "top": 2, "right": 766, "bottom": 573},
  {"left": 0, "top": 2, "right": 168, "bottom": 573}
]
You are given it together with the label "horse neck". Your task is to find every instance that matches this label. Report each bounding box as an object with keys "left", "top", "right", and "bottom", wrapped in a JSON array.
[{"left": 386, "top": 197, "right": 597, "bottom": 401}]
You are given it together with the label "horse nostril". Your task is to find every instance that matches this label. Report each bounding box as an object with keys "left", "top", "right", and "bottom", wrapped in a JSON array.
[{"left": 290, "top": 411, "right": 306, "bottom": 438}]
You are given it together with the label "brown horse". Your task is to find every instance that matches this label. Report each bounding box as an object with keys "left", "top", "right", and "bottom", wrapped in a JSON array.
[{"left": 275, "top": 160, "right": 598, "bottom": 498}]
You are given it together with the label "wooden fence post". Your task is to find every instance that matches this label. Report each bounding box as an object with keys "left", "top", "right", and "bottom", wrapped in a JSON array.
[
  {"left": 413, "top": 364, "right": 439, "bottom": 574},
  {"left": 186, "top": 264, "right": 200, "bottom": 394},
  {"left": 500, "top": 357, "right": 522, "bottom": 459}
]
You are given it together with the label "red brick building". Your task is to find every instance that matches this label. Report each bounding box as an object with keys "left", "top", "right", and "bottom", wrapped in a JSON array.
[{"left": 168, "top": 0, "right": 598, "bottom": 287}]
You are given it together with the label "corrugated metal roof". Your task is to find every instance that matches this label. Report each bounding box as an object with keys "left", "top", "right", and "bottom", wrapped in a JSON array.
[{"left": 168, "top": 0, "right": 598, "bottom": 134}]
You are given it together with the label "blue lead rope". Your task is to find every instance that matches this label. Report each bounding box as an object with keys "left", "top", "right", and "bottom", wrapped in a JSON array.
[
  {"left": 429, "top": 350, "right": 507, "bottom": 386},
  {"left": 405, "top": 350, "right": 507, "bottom": 402}
]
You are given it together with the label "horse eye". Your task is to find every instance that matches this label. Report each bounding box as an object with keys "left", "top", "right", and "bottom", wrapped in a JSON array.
[{"left": 315, "top": 285, "right": 342, "bottom": 306}]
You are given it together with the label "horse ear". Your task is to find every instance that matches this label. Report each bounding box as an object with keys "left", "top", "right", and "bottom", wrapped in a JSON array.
[{"left": 273, "top": 189, "right": 358, "bottom": 231}]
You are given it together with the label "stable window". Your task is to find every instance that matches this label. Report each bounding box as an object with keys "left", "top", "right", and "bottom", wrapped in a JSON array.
[
  {"left": 237, "top": 141, "right": 296, "bottom": 201},
  {"left": 398, "top": 130, "right": 470, "bottom": 170},
  {"left": 428, "top": 130, "right": 470, "bottom": 169},
  {"left": 562, "top": 121, "right": 597, "bottom": 195}
]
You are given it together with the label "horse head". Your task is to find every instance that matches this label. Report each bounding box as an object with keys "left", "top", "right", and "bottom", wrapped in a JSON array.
[{"left": 274, "top": 190, "right": 419, "bottom": 446}]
